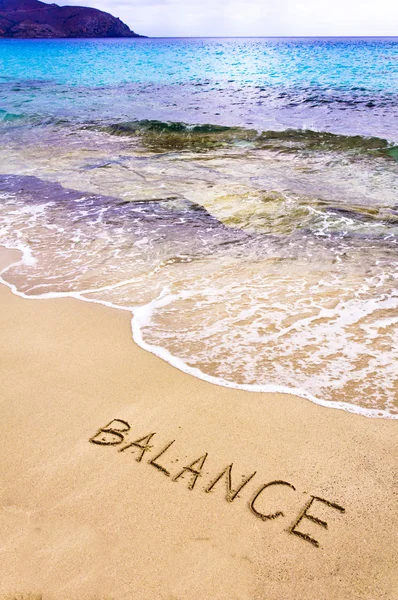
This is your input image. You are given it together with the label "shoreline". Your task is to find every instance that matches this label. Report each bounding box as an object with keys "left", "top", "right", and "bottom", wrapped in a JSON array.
[
  {"left": 0, "top": 245, "right": 397, "bottom": 599},
  {"left": 1, "top": 245, "right": 395, "bottom": 420}
]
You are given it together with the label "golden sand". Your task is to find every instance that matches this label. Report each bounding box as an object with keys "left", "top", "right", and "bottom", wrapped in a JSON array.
[{"left": 0, "top": 247, "right": 397, "bottom": 599}]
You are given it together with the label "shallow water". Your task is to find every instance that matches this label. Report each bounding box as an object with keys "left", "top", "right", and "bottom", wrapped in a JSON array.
[{"left": 0, "top": 38, "right": 397, "bottom": 417}]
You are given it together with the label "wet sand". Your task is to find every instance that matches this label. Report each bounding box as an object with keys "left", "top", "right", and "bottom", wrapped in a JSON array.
[{"left": 0, "top": 246, "right": 397, "bottom": 600}]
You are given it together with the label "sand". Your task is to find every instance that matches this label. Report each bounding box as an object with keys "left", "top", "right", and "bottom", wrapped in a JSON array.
[{"left": 0, "top": 246, "right": 397, "bottom": 600}]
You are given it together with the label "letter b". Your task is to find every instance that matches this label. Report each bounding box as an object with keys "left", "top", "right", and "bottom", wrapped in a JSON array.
[{"left": 89, "top": 419, "right": 130, "bottom": 446}]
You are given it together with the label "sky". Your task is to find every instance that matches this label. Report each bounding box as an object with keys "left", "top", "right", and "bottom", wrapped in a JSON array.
[{"left": 55, "top": 0, "right": 398, "bottom": 37}]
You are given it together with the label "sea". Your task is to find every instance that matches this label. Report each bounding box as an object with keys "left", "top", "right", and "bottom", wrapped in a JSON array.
[{"left": 0, "top": 37, "right": 397, "bottom": 418}]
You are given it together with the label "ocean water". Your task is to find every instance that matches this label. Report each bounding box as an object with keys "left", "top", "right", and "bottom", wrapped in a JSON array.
[{"left": 0, "top": 37, "right": 397, "bottom": 417}]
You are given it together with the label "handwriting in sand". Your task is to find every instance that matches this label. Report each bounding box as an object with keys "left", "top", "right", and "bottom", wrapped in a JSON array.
[{"left": 89, "top": 419, "right": 346, "bottom": 548}]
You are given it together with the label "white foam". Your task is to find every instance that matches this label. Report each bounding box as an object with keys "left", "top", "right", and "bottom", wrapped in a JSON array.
[
  {"left": 130, "top": 288, "right": 398, "bottom": 420},
  {"left": 1, "top": 244, "right": 397, "bottom": 420}
]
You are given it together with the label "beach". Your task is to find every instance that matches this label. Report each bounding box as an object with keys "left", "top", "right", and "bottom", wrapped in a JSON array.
[
  {"left": 1, "top": 246, "right": 397, "bottom": 599},
  {"left": 1, "top": 36, "right": 397, "bottom": 598}
]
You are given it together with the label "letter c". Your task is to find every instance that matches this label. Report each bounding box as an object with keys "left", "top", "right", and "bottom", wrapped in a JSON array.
[{"left": 249, "top": 480, "right": 296, "bottom": 521}]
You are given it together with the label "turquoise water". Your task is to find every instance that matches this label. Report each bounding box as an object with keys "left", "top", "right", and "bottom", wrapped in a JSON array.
[
  {"left": 0, "top": 38, "right": 397, "bottom": 417},
  {"left": 2, "top": 38, "right": 397, "bottom": 88},
  {"left": 1, "top": 37, "right": 398, "bottom": 136}
]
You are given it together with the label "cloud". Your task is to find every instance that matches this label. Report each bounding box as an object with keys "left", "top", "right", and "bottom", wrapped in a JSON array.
[{"left": 53, "top": 0, "right": 398, "bottom": 37}]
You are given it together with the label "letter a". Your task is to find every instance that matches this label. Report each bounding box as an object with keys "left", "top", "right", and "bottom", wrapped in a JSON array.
[
  {"left": 119, "top": 432, "right": 156, "bottom": 461},
  {"left": 173, "top": 454, "right": 208, "bottom": 490}
]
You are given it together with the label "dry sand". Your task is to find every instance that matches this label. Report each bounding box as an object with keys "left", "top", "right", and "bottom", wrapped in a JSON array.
[{"left": 0, "top": 247, "right": 397, "bottom": 600}]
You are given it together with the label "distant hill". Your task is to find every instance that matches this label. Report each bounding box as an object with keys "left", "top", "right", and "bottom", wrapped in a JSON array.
[{"left": 0, "top": 0, "right": 144, "bottom": 38}]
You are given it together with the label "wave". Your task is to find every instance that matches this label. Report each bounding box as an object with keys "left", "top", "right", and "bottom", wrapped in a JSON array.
[
  {"left": 0, "top": 109, "right": 24, "bottom": 123},
  {"left": 0, "top": 171, "right": 397, "bottom": 419},
  {"left": 0, "top": 244, "right": 396, "bottom": 420},
  {"left": 97, "top": 120, "right": 398, "bottom": 157},
  {"left": 1, "top": 107, "right": 397, "bottom": 159},
  {"left": 95, "top": 120, "right": 258, "bottom": 151}
]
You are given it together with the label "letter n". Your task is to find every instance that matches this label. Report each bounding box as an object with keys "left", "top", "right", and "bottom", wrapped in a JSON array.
[{"left": 205, "top": 464, "right": 256, "bottom": 502}]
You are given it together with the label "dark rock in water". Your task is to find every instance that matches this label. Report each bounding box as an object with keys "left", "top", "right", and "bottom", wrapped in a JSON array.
[{"left": 0, "top": 0, "right": 144, "bottom": 38}]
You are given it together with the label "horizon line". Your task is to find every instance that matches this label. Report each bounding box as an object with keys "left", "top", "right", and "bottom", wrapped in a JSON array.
[
  {"left": 2, "top": 35, "right": 397, "bottom": 40},
  {"left": 144, "top": 35, "right": 398, "bottom": 38}
]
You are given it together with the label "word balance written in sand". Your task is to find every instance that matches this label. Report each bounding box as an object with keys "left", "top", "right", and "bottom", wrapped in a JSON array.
[{"left": 89, "top": 419, "right": 346, "bottom": 548}]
